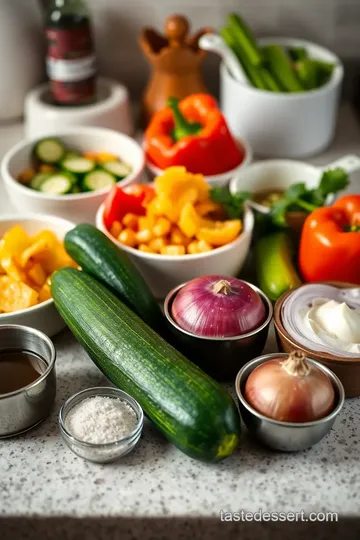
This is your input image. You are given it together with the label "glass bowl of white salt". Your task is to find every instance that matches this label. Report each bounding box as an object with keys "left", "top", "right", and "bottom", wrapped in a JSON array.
[{"left": 59, "top": 387, "right": 144, "bottom": 463}]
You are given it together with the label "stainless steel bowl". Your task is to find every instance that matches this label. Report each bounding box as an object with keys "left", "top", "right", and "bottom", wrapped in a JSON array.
[
  {"left": 59, "top": 387, "right": 144, "bottom": 463},
  {"left": 164, "top": 281, "right": 273, "bottom": 380},
  {"left": 0, "top": 324, "right": 56, "bottom": 438},
  {"left": 235, "top": 353, "right": 345, "bottom": 451}
]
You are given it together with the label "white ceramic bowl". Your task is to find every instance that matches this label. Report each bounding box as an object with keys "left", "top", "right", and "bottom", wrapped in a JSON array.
[
  {"left": 229, "top": 154, "right": 360, "bottom": 206},
  {"left": 1, "top": 127, "right": 145, "bottom": 224},
  {"left": 0, "top": 214, "right": 75, "bottom": 337},
  {"left": 24, "top": 77, "right": 134, "bottom": 139},
  {"left": 220, "top": 37, "right": 344, "bottom": 158},
  {"left": 96, "top": 203, "right": 254, "bottom": 299},
  {"left": 145, "top": 137, "right": 252, "bottom": 187}
]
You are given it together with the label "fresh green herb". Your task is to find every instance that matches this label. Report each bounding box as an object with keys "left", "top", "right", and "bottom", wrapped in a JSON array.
[
  {"left": 210, "top": 186, "right": 251, "bottom": 218},
  {"left": 270, "top": 167, "right": 349, "bottom": 227}
]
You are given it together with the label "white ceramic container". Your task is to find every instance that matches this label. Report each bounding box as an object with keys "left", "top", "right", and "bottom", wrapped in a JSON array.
[
  {"left": 25, "top": 78, "right": 134, "bottom": 139},
  {"left": 229, "top": 155, "right": 360, "bottom": 208},
  {"left": 96, "top": 204, "right": 254, "bottom": 299},
  {"left": 0, "top": 214, "right": 75, "bottom": 337},
  {"left": 1, "top": 127, "right": 145, "bottom": 224},
  {"left": 220, "top": 38, "right": 344, "bottom": 158},
  {"left": 145, "top": 137, "right": 252, "bottom": 187}
]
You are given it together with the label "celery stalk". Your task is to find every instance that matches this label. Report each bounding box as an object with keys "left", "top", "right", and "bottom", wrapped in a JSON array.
[
  {"left": 221, "top": 27, "right": 266, "bottom": 89},
  {"left": 227, "top": 13, "right": 262, "bottom": 67},
  {"left": 262, "top": 45, "right": 304, "bottom": 92}
]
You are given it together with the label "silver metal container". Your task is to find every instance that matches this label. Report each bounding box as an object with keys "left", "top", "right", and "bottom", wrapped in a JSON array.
[
  {"left": 59, "top": 387, "right": 144, "bottom": 464},
  {"left": 164, "top": 281, "right": 273, "bottom": 380},
  {"left": 0, "top": 325, "right": 56, "bottom": 438},
  {"left": 235, "top": 353, "right": 345, "bottom": 451}
]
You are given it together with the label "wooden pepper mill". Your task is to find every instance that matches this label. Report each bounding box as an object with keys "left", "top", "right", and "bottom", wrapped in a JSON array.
[{"left": 139, "top": 14, "right": 213, "bottom": 125}]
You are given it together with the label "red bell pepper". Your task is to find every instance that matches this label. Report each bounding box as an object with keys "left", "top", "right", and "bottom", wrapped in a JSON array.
[
  {"left": 103, "top": 184, "right": 155, "bottom": 229},
  {"left": 299, "top": 195, "right": 360, "bottom": 284},
  {"left": 144, "top": 94, "right": 244, "bottom": 176}
]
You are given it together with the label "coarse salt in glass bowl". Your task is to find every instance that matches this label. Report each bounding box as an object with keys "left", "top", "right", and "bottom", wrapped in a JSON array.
[{"left": 59, "top": 387, "right": 144, "bottom": 463}]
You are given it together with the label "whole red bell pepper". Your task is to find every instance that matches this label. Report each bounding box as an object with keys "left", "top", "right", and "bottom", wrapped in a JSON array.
[
  {"left": 299, "top": 195, "right": 360, "bottom": 284},
  {"left": 103, "top": 184, "right": 155, "bottom": 229},
  {"left": 144, "top": 93, "right": 244, "bottom": 176}
]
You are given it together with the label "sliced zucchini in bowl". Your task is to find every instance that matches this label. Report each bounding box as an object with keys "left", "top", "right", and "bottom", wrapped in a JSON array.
[
  {"left": 62, "top": 156, "right": 95, "bottom": 176},
  {"left": 39, "top": 172, "right": 76, "bottom": 195},
  {"left": 82, "top": 170, "right": 116, "bottom": 192},
  {"left": 33, "top": 138, "right": 66, "bottom": 164},
  {"left": 102, "top": 160, "right": 132, "bottom": 180},
  {"left": 29, "top": 172, "right": 51, "bottom": 190}
]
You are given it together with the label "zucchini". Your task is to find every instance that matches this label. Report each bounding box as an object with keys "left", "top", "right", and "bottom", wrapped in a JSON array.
[
  {"left": 39, "top": 172, "right": 75, "bottom": 195},
  {"left": 102, "top": 161, "right": 132, "bottom": 180},
  {"left": 64, "top": 224, "right": 164, "bottom": 332},
  {"left": 29, "top": 172, "right": 50, "bottom": 190},
  {"left": 61, "top": 156, "right": 95, "bottom": 175},
  {"left": 51, "top": 268, "right": 241, "bottom": 462},
  {"left": 33, "top": 137, "right": 65, "bottom": 164},
  {"left": 255, "top": 232, "right": 301, "bottom": 302},
  {"left": 82, "top": 170, "right": 116, "bottom": 191}
]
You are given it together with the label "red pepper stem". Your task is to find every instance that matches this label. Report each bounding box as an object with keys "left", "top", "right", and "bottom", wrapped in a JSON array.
[{"left": 168, "top": 97, "right": 203, "bottom": 142}]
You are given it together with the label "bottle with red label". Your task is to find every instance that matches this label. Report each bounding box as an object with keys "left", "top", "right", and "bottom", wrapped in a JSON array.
[{"left": 45, "top": 0, "right": 97, "bottom": 106}]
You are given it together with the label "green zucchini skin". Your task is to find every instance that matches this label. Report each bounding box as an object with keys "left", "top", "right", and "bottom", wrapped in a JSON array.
[
  {"left": 64, "top": 224, "right": 164, "bottom": 333},
  {"left": 51, "top": 268, "right": 241, "bottom": 462}
]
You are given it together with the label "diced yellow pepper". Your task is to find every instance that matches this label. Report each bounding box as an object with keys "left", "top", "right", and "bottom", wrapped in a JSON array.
[
  {"left": 153, "top": 217, "right": 171, "bottom": 237},
  {"left": 1, "top": 256, "right": 28, "bottom": 283},
  {"left": 27, "top": 263, "right": 47, "bottom": 287},
  {"left": 0, "top": 276, "right": 38, "bottom": 313},
  {"left": 122, "top": 213, "right": 139, "bottom": 230},
  {"left": 160, "top": 245, "right": 186, "bottom": 256},
  {"left": 136, "top": 229, "right": 153, "bottom": 244},
  {"left": 39, "top": 283, "right": 52, "bottom": 302},
  {"left": 178, "top": 203, "right": 200, "bottom": 238},
  {"left": 138, "top": 244, "right": 156, "bottom": 254},
  {"left": 196, "top": 219, "right": 242, "bottom": 246},
  {"left": 0, "top": 225, "right": 30, "bottom": 261},
  {"left": 110, "top": 220, "right": 123, "bottom": 238},
  {"left": 149, "top": 237, "right": 167, "bottom": 253},
  {"left": 170, "top": 226, "right": 190, "bottom": 246},
  {"left": 118, "top": 228, "right": 137, "bottom": 247}
]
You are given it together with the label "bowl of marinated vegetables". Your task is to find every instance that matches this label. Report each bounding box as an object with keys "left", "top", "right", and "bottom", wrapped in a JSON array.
[
  {"left": 96, "top": 167, "right": 254, "bottom": 298},
  {"left": 0, "top": 214, "right": 76, "bottom": 337},
  {"left": 1, "top": 127, "right": 145, "bottom": 223}
]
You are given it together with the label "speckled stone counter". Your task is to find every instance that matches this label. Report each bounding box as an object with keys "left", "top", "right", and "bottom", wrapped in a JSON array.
[{"left": 1, "top": 105, "right": 360, "bottom": 540}]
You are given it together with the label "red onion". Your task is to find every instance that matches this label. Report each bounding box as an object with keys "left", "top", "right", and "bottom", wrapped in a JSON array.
[
  {"left": 171, "top": 275, "right": 266, "bottom": 338},
  {"left": 244, "top": 351, "right": 335, "bottom": 423}
]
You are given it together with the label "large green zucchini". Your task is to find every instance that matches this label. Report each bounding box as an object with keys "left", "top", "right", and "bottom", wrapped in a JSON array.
[
  {"left": 64, "top": 224, "right": 164, "bottom": 333},
  {"left": 51, "top": 268, "right": 241, "bottom": 462}
]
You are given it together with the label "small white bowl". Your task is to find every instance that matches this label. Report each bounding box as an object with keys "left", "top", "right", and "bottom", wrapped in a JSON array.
[
  {"left": 221, "top": 37, "right": 344, "bottom": 158},
  {"left": 96, "top": 203, "right": 254, "bottom": 299},
  {"left": 0, "top": 214, "right": 75, "bottom": 337},
  {"left": 229, "top": 154, "right": 360, "bottom": 207},
  {"left": 145, "top": 137, "right": 252, "bottom": 187},
  {"left": 1, "top": 127, "right": 145, "bottom": 224}
]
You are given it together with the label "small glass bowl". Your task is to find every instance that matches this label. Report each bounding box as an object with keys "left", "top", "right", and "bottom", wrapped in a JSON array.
[{"left": 59, "top": 387, "right": 144, "bottom": 463}]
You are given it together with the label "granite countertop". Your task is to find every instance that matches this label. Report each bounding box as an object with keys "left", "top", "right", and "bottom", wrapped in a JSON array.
[{"left": 1, "top": 105, "right": 360, "bottom": 540}]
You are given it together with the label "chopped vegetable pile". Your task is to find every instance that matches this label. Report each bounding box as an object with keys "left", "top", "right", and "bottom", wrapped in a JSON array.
[
  {"left": 104, "top": 167, "right": 243, "bottom": 255},
  {"left": 17, "top": 137, "right": 132, "bottom": 196},
  {"left": 0, "top": 225, "right": 76, "bottom": 313},
  {"left": 221, "top": 12, "right": 336, "bottom": 92}
]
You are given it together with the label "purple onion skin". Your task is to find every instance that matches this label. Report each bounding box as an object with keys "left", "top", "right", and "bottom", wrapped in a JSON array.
[{"left": 171, "top": 275, "right": 267, "bottom": 338}]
